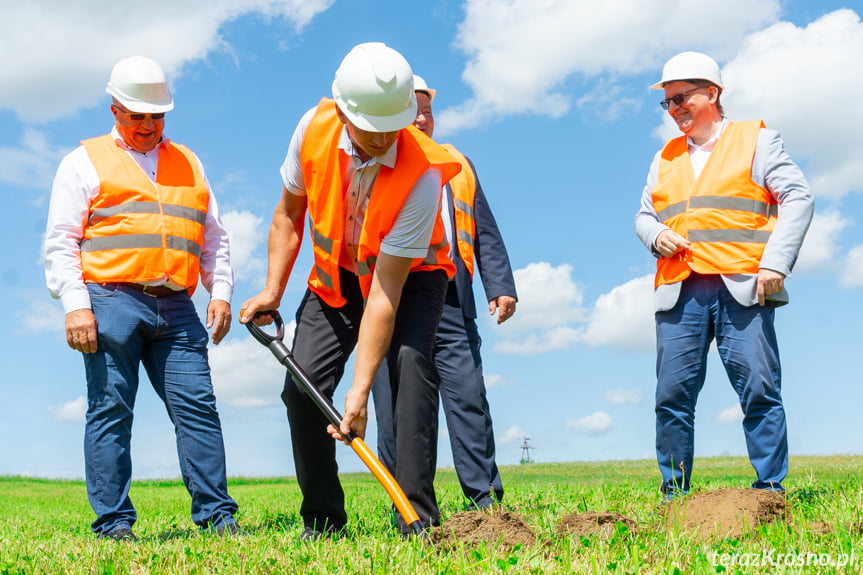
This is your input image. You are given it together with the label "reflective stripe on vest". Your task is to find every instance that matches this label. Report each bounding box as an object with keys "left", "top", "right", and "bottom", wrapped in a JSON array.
[
  {"left": 88, "top": 201, "right": 207, "bottom": 226},
  {"left": 441, "top": 144, "right": 477, "bottom": 278},
  {"left": 80, "top": 234, "right": 202, "bottom": 259},
  {"left": 300, "top": 98, "right": 460, "bottom": 308},
  {"left": 80, "top": 134, "right": 209, "bottom": 293},
  {"left": 650, "top": 120, "right": 776, "bottom": 288}
]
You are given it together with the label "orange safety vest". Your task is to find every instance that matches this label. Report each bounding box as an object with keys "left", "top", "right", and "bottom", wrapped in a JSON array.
[
  {"left": 80, "top": 134, "right": 209, "bottom": 294},
  {"left": 651, "top": 120, "right": 776, "bottom": 288},
  {"left": 441, "top": 144, "right": 477, "bottom": 278},
  {"left": 300, "top": 98, "right": 460, "bottom": 307}
]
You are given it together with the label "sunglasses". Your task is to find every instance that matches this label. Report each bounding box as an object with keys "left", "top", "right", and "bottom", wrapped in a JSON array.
[
  {"left": 114, "top": 106, "right": 165, "bottom": 121},
  {"left": 659, "top": 87, "right": 705, "bottom": 111}
]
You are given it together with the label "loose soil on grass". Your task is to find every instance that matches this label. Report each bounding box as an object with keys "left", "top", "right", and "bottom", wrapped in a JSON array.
[
  {"left": 556, "top": 511, "right": 639, "bottom": 538},
  {"left": 660, "top": 488, "right": 786, "bottom": 541},
  {"left": 805, "top": 521, "right": 863, "bottom": 536},
  {"left": 429, "top": 509, "right": 535, "bottom": 552}
]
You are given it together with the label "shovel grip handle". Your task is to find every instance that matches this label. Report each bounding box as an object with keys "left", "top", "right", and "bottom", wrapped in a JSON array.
[{"left": 245, "top": 310, "right": 285, "bottom": 347}]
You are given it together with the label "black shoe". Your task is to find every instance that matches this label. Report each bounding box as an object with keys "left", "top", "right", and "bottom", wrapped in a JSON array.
[
  {"left": 299, "top": 526, "right": 325, "bottom": 543},
  {"left": 98, "top": 527, "right": 138, "bottom": 542},
  {"left": 215, "top": 522, "right": 245, "bottom": 537}
]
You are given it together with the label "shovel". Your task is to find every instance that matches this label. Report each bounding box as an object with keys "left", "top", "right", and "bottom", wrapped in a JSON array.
[{"left": 246, "top": 310, "right": 424, "bottom": 535}]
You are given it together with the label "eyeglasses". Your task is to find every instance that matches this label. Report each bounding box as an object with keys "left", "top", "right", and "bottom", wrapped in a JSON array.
[
  {"left": 659, "top": 87, "right": 704, "bottom": 111},
  {"left": 113, "top": 106, "right": 165, "bottom": 121}
]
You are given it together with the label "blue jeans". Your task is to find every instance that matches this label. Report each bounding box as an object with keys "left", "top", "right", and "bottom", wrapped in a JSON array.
[
  {"left": 655, "top": 273, "right": 787, "bottom": 495},
  {"left": 83, "top": 283, "right": 237, "bottom": 534}
]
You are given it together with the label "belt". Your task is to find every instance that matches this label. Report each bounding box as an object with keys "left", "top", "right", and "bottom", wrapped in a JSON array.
[{"left": 126, "top": 283, "right": 185, "bottom": 297}]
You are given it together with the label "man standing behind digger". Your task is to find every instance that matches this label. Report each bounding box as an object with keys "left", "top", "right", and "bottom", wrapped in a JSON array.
[
  {"left": 372, "top": 75, "right": 517, "bottom": 509},
  {"left": 240, "top": 43, "right": 460, "bottom": 539},
  {"left": 635, "top": 51, "right": 813, "bottom": 498},
  {"left": 44, "top": 56, "right": 240, "bottom": 540}
]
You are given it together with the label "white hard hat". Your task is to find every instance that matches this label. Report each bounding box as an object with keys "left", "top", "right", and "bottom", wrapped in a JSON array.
[
  {"left": 413, "top": 74, "right": 436, "bottom": 103},
  {"left": 651, "top": 51, "right": 724, "bottom": 90},
  {"left": 106, "top": 56, "right": 174, "bottom": 113},
  {"left": 332, "top": 42, "right": 417, "bottom": 133}
]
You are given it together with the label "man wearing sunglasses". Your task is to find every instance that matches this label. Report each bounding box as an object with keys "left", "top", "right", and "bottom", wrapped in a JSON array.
[
  {"left": 635, "top": 51, "right": 813, "bottom": 499},
  {"left": 44, "top": 56, "right": 240, "bottom": 540}
]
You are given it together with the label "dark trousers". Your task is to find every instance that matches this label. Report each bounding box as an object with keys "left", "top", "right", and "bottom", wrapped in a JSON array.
[
  {"left": 373, "top": 282, "right": 503, "bottom": 508},
  {"left": 282, "top": 267, "right": 448, "bottom": 534}
]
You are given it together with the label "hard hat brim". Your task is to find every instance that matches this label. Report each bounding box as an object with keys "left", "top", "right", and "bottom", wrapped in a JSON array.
[
  {"left": 650, "top": 78, "right": 724, "bottom": 90},
  {"left": 336, "top": 98, "right": 418, "bottom": 133},
  {"left": 416, "top": 88, "right": 436, "bottom": 103},
  {"left": 106, "top": 85, "right": 174, "bottom": 114}
]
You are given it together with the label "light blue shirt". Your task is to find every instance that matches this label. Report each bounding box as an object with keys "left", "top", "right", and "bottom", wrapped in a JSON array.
[{"left": 635, "top": 119, "right": 814, "bottom": 312}]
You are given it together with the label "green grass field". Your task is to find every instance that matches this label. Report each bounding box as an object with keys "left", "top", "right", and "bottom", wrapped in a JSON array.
[{"left": 1, "top": 456, "right": 861, "bottom": 574}]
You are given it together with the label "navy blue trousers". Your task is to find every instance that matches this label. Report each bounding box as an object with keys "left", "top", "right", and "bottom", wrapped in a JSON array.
[{"left": 655, "top": 273, "right": 787, "bottom": 495}]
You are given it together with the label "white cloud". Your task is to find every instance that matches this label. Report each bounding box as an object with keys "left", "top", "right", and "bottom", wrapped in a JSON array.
[
  {"left": 439, "top": 0, "right": 779, "bottom": 134},
  {"left": 50, "top": 396, "right": 86, "bottom": 423},
  {"left": 497, "top": 425, "right": 529, "bottom": 444},
  {"left": 16, "top": 299, "right": 65, "bottom": 334},
  {"left": 795, "top": 210, "right": 852, "bottom": 273},
  {"left": 722, "top": 9, "right": 863, "bottom": 199},
  {"left": 578, "top": 275, "right": 655, "bottom": 352},
  {"left": 507, "top": 262, "right": 586, "bottom": 330},
  {"left": 603, "top": 388, "right": 644, "bottom": 406},
  {"left": 576, "top": 78, "right": 642, "bottom": 122},
  {"left": 493, "top": 262, "right": 586, "bottom": 355},
  {"left": 0, "top": 0, "right": 334, "bottom": 122},
  {"left": 715, "top": 403, "right": 744, "bottom": 425},
  {"left": 484, "top": 373, "right": 516, "bottom": 389},
  {"left": 565, "top": 411, "right": 613, "bottom": 435},
  {"left": 0, "top": 129, "right": 69, "bottom": 191},
  {"left": 209, "top": 328, "right": 296, "bottom": 408},
  {"left": 221, "top": 210, "right": 266, "bottom": 279},
  {"left": 494, "top": 265, "right": 656, "bottom": 355},
  {"left": 840, "top": 244, "right": 863, "bottom": 288}
]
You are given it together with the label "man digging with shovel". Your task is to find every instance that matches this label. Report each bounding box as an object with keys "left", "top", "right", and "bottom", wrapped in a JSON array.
[{"left": 240, "top": 42, "right": 461, "bottom": 540}]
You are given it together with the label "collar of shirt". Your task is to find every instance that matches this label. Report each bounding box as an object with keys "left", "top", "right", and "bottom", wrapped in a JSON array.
[
  {"left": 110, "top": 126, "right": 167, "bottom": 182},
  {"left": 110, "top": 126, "right": 169, "bottom": 155},
  {"left": 687, "top": 117, "right": 729, "bottom": 179},
  {"left": 338, "top": 125, "right": 398, "bottom": 168},
  {"left": 686, "top": 116, "right": 728, "bottom": 154}
]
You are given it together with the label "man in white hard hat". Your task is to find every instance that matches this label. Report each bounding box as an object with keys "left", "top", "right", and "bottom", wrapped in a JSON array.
[
  {"left": 44, "top": 56, "right": 240, "bottom": 540},
  {"left": 240, "top": 43, "right": 461, "bottom": 539},
  {"left": 371, "top": 75, "right": 517, "bottom": 509},
  {"left": 635, "top": 51, "right": 814, "bottom": 498}
]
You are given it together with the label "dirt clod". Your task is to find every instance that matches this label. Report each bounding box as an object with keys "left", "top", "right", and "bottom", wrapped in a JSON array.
[
  {"left": 660, "top": 488, "right": 785, "bottom": 541},
  {"left": 429, "top": 509, "right": 535, "bottom": 552},
  {"left": 803, "top": 521, "right": 863, "bottom": 536},
  {"left": 556, "top": 511, "right": 638, "bottom": 539}
]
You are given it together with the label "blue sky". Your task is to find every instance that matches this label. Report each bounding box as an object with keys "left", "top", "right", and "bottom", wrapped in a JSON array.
[{"left": 2, "top": 0, "right": 862, "bottom": 481}]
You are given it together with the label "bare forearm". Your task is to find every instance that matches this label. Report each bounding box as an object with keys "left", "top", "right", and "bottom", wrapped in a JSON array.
[
  {"left": 262, "top": 211, "right": 303, "bottom": 300},
  {"left": 352, "top": 292, "right": 400, "bottom": 396},
  {"left": 240, "top": 188, "right": 306, "bottom": 323},
  {"left": 332, "top": 253, "right": 412, "bottom": 442}
]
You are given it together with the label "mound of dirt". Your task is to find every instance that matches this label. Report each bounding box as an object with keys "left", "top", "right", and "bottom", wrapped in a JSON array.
[
  {"left": 429, "top": 509, "right": 535, "bottom": 552},
  {"left": 556, "top": 511, "right": 638, "bottom": 539},
  {"left": 661, "top": 488, "right": 785, "bottom": 541}
]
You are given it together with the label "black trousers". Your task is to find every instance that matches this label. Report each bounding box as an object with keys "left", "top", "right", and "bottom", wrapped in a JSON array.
[{"left": 281, "top": 267, "right": 448, "bottom": 533}]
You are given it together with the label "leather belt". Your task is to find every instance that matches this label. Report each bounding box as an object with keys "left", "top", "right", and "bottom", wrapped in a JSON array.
[{"left": 127, "top": 283, "right": 184, "bottom": 297}]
